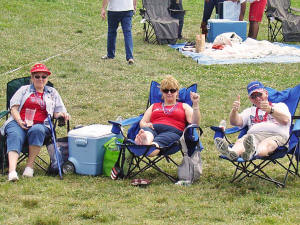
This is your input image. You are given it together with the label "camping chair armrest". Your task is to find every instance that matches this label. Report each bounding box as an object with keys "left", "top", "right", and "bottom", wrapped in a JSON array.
[
  {"left": 184, "top": 124, "right": 203, "bottom": 136},
  {"left": 210, "top": 126, "right": 242, "bottom": 139},
  {"left": 292, "top": 119, "right": 300, "bottom": 137},
  {"left": 290, "top": 7, "right": 300, "bottom": 13},
  {"left": 109, "top": 115, "right": 143, "bottom": 135},
  {"left": 0, "top": 110, "right": 9, "bottom": 120}
]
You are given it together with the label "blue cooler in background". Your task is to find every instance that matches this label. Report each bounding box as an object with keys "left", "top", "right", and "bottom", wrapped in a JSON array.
[
  {"left": 67, "top": 124, "right": 119, "bottom": 176},
  {"left": 207, "top": 19, "right": 247, "bottom": 42}
]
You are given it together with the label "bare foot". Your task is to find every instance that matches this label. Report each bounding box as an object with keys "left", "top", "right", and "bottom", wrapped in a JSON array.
[{"left": 135, "top": 129, "right": 150, "bottom": 145}]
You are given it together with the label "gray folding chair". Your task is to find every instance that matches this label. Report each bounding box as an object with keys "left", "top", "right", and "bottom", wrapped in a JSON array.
[
  {"left": 140, "top": 0, "right": 184, "bottom": 44},
  {"left": 266, "top": 0, "right": 300, "bottom": 42}
]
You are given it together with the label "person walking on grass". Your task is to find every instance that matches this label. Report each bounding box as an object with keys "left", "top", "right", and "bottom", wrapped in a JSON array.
[
  {"left": 101, "top": 0, "right": 136, "bottom": 65},
  {"left": 214, "top": 81, "right": 291, "bottom": 161}
]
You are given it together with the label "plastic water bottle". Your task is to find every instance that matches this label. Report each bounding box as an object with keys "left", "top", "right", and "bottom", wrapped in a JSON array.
[{"left": 219, "top": 120, "right": 226, "bottom": 131}]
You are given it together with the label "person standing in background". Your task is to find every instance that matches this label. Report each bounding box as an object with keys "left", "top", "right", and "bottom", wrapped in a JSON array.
[
  {"left": 239, "top": 0, "right": 267, "bottom": 39},
  {"left": 101, "top": 0, "right": 137, "bottom": 65},
  {"left": 201, "top": 0, "right": 224, "bottom": 36}
]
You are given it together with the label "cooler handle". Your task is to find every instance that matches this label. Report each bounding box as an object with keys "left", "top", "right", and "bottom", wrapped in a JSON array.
[{"left": 75, "top": 138, "right": 88, "bottom": 147}]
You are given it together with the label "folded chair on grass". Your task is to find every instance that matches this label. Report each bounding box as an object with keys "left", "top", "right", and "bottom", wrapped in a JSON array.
[
  {"left": 266, "top": 0, "right": 300, "bottom": 42},
  {"left": 211, "top": 84, "right": 300, "bottom": 187},
  {"left": 0, "top": 76, "right": 68, "bottom": 175},
  {"left": 140, "top": 0, "right": 185, "bottom": 44},
  {"left": 109, "top": 81, "right": 203, "bottom": 183}
]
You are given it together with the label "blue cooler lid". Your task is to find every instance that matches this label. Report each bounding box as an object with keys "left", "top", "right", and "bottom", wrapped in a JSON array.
[{"left": 68, "top": 124, "right": 113, "bottom": 139}]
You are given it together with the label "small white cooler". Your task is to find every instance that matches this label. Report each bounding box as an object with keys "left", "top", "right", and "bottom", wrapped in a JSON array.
[{"left": 67, "top": 124, "right": 119, "bottom": 176}]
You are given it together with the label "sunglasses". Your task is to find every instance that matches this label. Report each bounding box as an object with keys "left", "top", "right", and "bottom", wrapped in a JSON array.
[
  {"left": 162, "top": 89, "right": 177, "bottom": 94},
  {"left": 34, "top": 75, "right": 48, "bottom": 79},
  {"left": 250, "top": 92, "right": 263, "bottom": 99}
]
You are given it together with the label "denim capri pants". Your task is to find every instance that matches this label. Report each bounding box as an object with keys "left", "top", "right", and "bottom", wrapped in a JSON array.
[
  {"left": 5, "top": 120, "right": 50, "bottom": 154},
  {"left": 142, "top": 124, "right": 183, "bottom": 147}
]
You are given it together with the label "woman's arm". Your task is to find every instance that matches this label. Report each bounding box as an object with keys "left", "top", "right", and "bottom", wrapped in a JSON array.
[
  {"left": 184, "top": 92, "right": 201, "bottom": 125},
  {"left": 139, "top": 104, "right": 154, "bottom": 129},
  {"left": 10, "top": 105, "right": 27, "bottom": 129}
]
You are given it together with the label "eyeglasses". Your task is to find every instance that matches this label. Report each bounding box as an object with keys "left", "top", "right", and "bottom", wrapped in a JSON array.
[
  {"left": 162, "top": 89, "right": 177, "bottom": 94},
  {"left": 250, "top": 92, "right": 263, "bottom": 99},
  {"left": 34, "top": 75, "right": 48, "bottom": 79}
]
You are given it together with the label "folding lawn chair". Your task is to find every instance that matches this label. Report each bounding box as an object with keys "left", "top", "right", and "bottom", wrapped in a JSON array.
[
  {"left": 139, "top": 0, "right": 185, "bottom": 44},
  {"left": 211, "top": 84, "right": 300, "bottom": 187},
  {"left": 109, "top": 81, "right": 203, "bottom": 183},
  {"left": 0, "top": 76, "right": 69, "bottom": 175},
  {"left": 266, "top": 0, "right": 300, "bottom": 42}
]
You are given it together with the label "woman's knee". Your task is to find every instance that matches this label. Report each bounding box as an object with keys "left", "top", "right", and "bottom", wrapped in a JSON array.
[{"left": 27, "top": 125, "right": 48, "bottom": 146}]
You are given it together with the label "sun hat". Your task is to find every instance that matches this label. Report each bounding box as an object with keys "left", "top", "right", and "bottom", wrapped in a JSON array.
[
  {"left": 247, "top": 81, "right": 265, "bottom": 96},
  {"left": 30, "top": 63, "right": 51, "bottom": 75}
]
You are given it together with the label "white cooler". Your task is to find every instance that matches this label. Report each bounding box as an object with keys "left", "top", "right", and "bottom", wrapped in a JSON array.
[{"left": 68, "top": 124, "right": 119, "bottom": 176}]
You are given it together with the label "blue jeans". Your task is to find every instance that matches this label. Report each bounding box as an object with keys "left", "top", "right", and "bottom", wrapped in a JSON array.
[
  {"left": 5, "top": 120, "right": 50, "bottom": 154},
  {"left": 107, "top": 10, "right": 134, "bottom": 61}
]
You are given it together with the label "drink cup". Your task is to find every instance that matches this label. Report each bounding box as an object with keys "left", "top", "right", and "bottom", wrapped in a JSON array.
[{"left": 25, "top": 108, "right": 36, "bottom": 127}]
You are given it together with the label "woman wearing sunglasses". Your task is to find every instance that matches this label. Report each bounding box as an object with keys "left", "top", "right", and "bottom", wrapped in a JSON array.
[
  {"left": 214, "top": 81, "right": 291, "bottom": 161},
  {"left": 1, "top": 63, "right": 69, "bottom": 181},
  {"left": 135, "top": 75, "right": 201, "bottom": 156}
]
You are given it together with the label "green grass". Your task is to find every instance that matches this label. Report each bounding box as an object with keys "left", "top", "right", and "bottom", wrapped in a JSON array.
[{"left": 1, "top": 0, "right": 300, "bottom": 224}]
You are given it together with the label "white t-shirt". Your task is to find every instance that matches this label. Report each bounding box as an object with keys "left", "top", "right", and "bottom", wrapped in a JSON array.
[
  {"left": 107, "top": 0, "right": 134, "bottom": 11},
  {"left": 239, "top": 102, "right": 291, "bottom": 138}
]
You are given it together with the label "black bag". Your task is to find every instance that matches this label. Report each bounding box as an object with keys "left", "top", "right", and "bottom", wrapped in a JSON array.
[{"left": 46, "top": 137, "right": 69, "bottom": 175}]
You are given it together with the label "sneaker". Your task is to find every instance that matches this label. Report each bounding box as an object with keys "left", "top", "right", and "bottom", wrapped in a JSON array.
[
  {"left": 242, "top": 134, "right": 256, "bottom": 161},
  {"left": 101, "top": 55, "right": 113, "bottom": 60},
  {"left": 8, "top": 171, "right": 19, "bottom": 182},
  {"left": 23, "top": 167, "right": 34, "bottom": 177},
  {"left": 128, "top": 59, "right": 134, "bottom": 65},
  {"left": 214, "top": 138, "right": 238, "bottom": 160}
]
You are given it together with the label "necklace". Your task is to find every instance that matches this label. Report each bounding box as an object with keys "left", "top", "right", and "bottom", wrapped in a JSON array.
[
  {"left": 162, "top": 102, "right": 178, "bottom": 115},
  {"left": 253, "top": 102, "right": 272, "bottom": 123}
]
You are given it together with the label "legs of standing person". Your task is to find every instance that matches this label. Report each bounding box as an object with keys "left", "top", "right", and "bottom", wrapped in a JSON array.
[
  {"left": 248, "top": 0, "right": 267, "bottom": 39},
  {"left": 201, "top": 0, "right": 215, "bottom": 34},
  {"left": 120, "top": 10, "right": 134, "bottom": 62},
  {"left": 239, "top": 2, "right": 246, "bottom": 21},
  {"left": 107, "top": 11, "right": 120, "bottom": 59}
]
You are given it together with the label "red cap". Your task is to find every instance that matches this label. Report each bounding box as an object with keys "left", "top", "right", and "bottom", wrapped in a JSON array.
[{"left": 30, "top": 63, "right": 51, "bottom": 75}]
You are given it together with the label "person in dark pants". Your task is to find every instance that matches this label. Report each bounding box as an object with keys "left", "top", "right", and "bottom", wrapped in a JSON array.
[
  {"left": 201, "top": 0, "right": 224, "bottom": 35},
  {"left": 101, "top": 0, "right": 137, "bottom": 64},
  {"left": 170, "top": 0, "right": 185, "bottom": 39}
]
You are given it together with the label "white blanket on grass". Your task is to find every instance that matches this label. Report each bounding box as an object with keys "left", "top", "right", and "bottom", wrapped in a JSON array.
[{"left": 204, "top": 38, "right": 300, "bottom": 60}]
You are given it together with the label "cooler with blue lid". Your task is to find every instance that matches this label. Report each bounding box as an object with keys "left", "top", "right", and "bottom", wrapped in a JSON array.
[
  {"left": 67, "top": 124, "right": 119, "bottom": 176},
  {"left": 207, "top": 19, "right": 247, "bottom": 42}
]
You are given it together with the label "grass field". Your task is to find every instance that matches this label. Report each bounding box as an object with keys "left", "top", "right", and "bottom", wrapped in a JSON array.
[{"left": 1, "top": 0, "right": 300, "bottom": 224}]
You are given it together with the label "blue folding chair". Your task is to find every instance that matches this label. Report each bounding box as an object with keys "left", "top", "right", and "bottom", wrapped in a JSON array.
[
  {"left": 211, "top": 84, "right": 300, "bottom": 187},
  {"left": 109, "top": 81, "right": 203, "bottom": 183}
]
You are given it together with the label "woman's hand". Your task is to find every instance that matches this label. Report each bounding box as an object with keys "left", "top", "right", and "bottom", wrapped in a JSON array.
[
  {"left": 190, "top": 92, "right": 200, "bottom": 106},
  {"left": 17, "top": 119, "right": 28, "bottom": 130},
  {"left": 143, "top": 122, "right": 154, "bottom": 129}
]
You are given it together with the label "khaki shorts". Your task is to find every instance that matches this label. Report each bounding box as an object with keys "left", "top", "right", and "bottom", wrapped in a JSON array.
[{"left": 240, "top": 132, "right": 288, "bottom": 153}]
